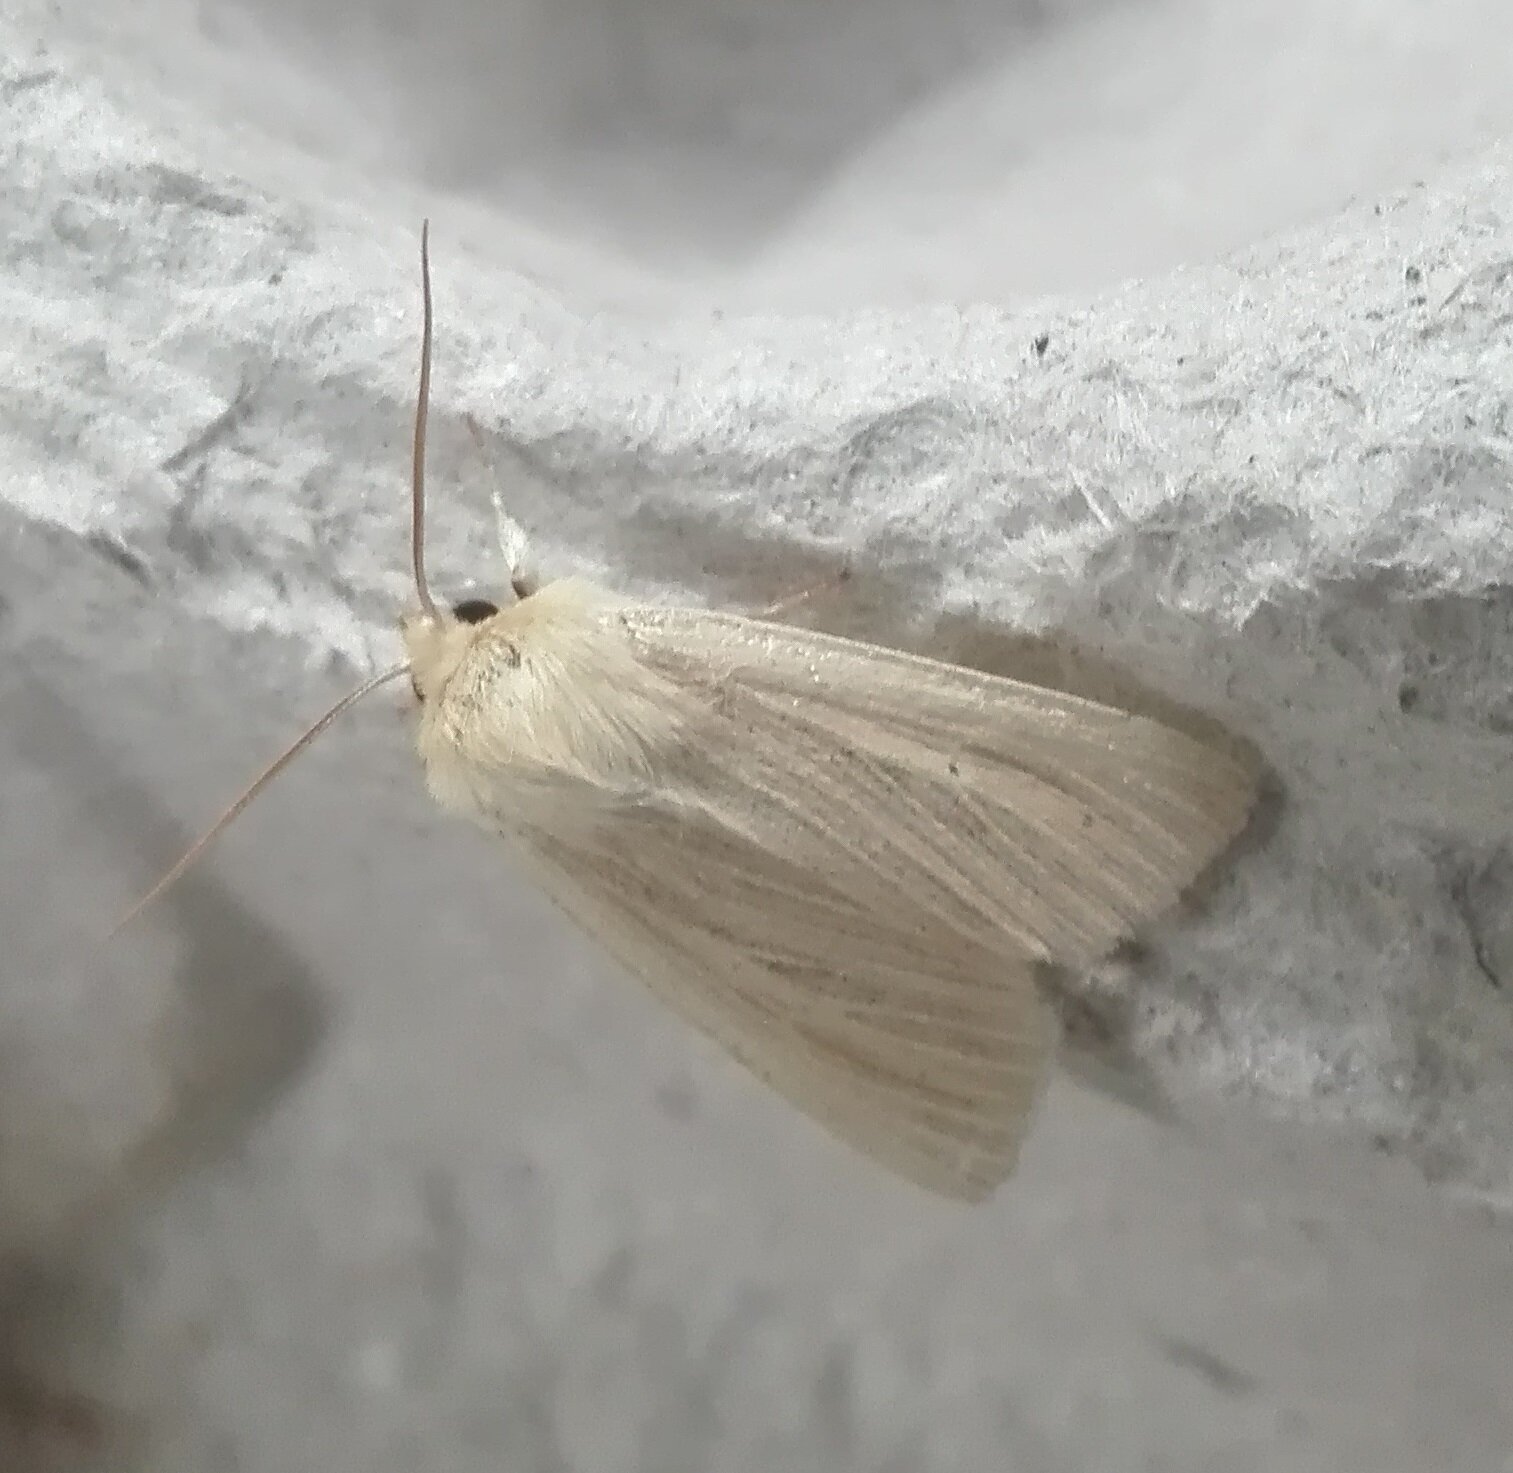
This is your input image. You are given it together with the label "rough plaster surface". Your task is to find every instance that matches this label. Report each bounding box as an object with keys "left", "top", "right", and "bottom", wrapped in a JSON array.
[{"left": 1, "top": 0, "right": 1511, "bottom": 1467}]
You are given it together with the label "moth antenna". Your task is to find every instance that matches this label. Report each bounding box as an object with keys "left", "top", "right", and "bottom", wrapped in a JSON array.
[
  {"left": 411, "top": 219, "right": 441, "bottom": 623},
  {"left": 113, "top": 664, "right": 410, "bottom": 933},
  {"left": 463, "top": 412, "right": 539, "bottom": 601}
]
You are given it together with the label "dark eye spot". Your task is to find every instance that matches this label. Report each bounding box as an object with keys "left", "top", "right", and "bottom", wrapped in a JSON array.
[{"left": 451, "top": 598, "right": 499, "bottom": 624}]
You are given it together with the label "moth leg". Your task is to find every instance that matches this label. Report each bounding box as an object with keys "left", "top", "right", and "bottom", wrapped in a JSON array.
[{"left": 463, "top": 413, "right": 541, "bottom": 601}]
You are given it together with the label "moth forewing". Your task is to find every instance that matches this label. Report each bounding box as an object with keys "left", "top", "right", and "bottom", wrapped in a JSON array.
[
  {"left": 411, "top": 592, "right": 1257, "bottom": 1200},
  {"left": 496, "top": 800, "right": 1062, "bottom": 1201},
  {"left": 619, "top": 608, "right": 1257, "bottom": 963}
]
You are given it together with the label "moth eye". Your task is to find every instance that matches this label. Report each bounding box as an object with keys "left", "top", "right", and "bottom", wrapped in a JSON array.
[
  {"left": 451, "top": 598, "right": 500, "bottom": 624},
  {"left": 410, "top": 675, "right": 425, "bottom": 704}
]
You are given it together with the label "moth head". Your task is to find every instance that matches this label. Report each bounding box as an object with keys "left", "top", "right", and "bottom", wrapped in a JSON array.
[{"left": 402, "top": 596, "right": 500, "bottom": 704}]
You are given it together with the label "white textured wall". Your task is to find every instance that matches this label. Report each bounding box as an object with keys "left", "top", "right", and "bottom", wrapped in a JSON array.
[{"left": 1, "top": 0, "right": 1511, "bottom": 1467}]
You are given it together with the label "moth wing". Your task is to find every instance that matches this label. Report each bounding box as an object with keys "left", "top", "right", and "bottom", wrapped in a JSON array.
[
  {"left": 618, "top": 607, "right": 1258, "bottom": 969},
  {"left": 451, "top": 596, "right": 1257, "bottom": 1200},
  {"left": 510, "top": 797, "right": 1057, "bottom": 1201}
]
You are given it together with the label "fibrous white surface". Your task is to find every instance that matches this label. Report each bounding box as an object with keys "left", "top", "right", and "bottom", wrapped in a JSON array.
[{"left": 1, "top": 0, "right": 1511, "bottom": 1467}]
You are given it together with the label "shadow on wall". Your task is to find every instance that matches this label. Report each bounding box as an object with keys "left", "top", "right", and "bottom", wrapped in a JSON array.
[
  {"left": 0, "top": 666, "right": 327, "bottom": 1463},
  {"left": 202, "top": 0, "right": 1105, "bottom": 258}
]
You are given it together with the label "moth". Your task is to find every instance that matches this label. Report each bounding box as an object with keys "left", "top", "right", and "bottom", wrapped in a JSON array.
[{"left": 130, "top": 224, "right": 1258, "bottom": 1201}]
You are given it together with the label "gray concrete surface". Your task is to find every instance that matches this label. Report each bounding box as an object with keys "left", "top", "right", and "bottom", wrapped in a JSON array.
[
  {"left": 3, "top": 509, "right": 1510, "bottom": 1471},
  {"left": 2, "top": 0, "right": 1512, "bottom": 1466}
]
